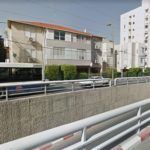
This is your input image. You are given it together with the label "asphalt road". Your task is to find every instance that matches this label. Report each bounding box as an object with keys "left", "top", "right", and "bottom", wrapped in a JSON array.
[
  {"left": 135, "top": 138, "right": 150, "bottom": 150},
  {"left": 35, "top": 109, "right": 150, "bottom": 150}
]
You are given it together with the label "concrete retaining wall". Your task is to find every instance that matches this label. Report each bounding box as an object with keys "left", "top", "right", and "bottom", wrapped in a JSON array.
[{"left": 0, "top": 83, "right": 150, "bottom": 143}]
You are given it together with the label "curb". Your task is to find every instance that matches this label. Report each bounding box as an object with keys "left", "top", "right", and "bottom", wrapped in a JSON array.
[
  {"left": 114, "top": 126, "right": 150, "bottom": 150},
  {"left": 36, "top": 134, "right": 74, "bottom": 150}
]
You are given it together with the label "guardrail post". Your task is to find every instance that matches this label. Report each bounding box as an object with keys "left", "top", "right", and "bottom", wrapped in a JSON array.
[
  {"left": 93, "top": 81, "right": 95, "bottom": 89},
  {"left": 72, "top": 82, "right": 74, "bottom": 91},
  {"left": 109, "top": 80, "right": 112, "bottom": 87},
  {"left": 5, "top": 88, "right": 8, "bottom": 101},
  {"left": 137, "top": 78, "right": 139, "bottom": 84},
  {"left": 137, "top": 106, "right": 141, "bottom": 133},
  {"left": 44, "top": 85, "right": 47, "bottom": 95},
  {"left": 81, "top": 127, "right": 87, "bottom": 143}
]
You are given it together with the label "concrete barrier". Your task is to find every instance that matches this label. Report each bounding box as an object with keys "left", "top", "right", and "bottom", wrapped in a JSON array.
[{"left": 0, "top": 83, "right": 150, "bottom": 143}]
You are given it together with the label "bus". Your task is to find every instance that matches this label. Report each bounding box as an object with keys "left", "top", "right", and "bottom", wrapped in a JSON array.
[{"left": 0, "top": 63, "right": 43, "bottom": 98}]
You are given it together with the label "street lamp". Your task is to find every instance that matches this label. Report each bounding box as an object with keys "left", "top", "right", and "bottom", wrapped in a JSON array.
[{"left": 107, "top": 23, "right": 115, "bottom": 80}]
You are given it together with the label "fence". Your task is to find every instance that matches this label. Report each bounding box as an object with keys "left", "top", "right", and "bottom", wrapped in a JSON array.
[
  {"left": 1, "top": 76, "right": 150, "bottom": 101},
  {"left": 0, "top": 98, "right": 149, "bottom": 150}
]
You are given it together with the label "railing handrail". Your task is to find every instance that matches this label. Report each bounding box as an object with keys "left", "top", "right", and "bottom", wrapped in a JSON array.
[
  {"left": 114, "top": 76, "right": 150, "bottom": 86},
  {"left": 0, "top": 98, "right": 149, "bottom": 150},
  {"left": 0, "top": 78, "right": 110, "bottom": 88}
]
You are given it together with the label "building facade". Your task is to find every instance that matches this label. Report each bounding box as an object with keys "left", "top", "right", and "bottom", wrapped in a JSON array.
[
  {"left": 119, "top": 0, "right": 150, "bottom": 71},
  {"left": 7, "top": 20, "right": 115, "bottom": 74}
]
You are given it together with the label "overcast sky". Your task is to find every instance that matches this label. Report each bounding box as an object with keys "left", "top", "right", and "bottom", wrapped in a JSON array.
[{"left": 0, "top": 0, "right": 142, "bottom": 43}]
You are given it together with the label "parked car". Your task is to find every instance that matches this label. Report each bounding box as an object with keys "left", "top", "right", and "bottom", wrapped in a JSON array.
[{"left": 79, "top": 76, "right": 110, "bottom": 88}]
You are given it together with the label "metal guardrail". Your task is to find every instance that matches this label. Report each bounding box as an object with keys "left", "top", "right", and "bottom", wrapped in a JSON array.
[
  {"left": 0, "top": 79, "right": 111, "bottom": 101},
  {"left": 0, "top": 76, "right": 150, "bottom": 101},
  {"left": 114, "top": 76, "right": 150, "bottom": 86},
  {"left": 0, "top": 98, "right": 149, "bottom": 150}
]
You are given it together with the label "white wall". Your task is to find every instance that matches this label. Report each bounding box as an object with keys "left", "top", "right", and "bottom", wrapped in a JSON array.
[{"left": 120, "top": 0, "right": 150, "bottom": 70}]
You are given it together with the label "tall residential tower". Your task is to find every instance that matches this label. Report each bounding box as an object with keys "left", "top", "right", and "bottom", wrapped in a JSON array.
[{"left": 119, "top": 0, "right": 150, "bottom": 71}]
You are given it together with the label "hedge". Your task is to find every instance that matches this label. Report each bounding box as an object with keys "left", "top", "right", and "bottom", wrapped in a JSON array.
[
  {"left": 61, "top": 65, "right": 77, "bottom": 80},
  {"left": 45, "top": 65, "right": 60, "bottom": 80}
]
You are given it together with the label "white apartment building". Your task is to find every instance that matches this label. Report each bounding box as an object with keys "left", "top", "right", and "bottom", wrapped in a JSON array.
[{"left": 119, "top": 0, "right": 150, "bottom": 71}]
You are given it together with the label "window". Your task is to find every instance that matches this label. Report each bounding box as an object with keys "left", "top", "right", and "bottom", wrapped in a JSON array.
[
  {"left": 129, "top": 16, "right": 132, "bottom": 18},
  {"left": 78, "top": 49, "right": 85, "bottom": 60},
  {"left": 132, "top": 36, "right": 134, "bottom": 39},
  {"left": 54, "top": 31, "right": 65, "bottom": 40},
  {"left": 25, "top": 26, "right": 36, "bottom": 40},
  {"left": 133, "top": 22, "right": 135, "bottom": 24},
  {"left": 124, "top": 25, "right": 126, "bottom": 29},
  {"left": 145, "top": 9, "right": 149, "bottom": 13},
  {"left": 145, "top": 40, "right": 148, "bottom": 43},
  {"left": 77, "top": 35, "right": 84, "bottom": 42},
  {"left": 53, "top": 47, "right": 65, "bottom": 56},
  {"left": 133, "top": 15, "right": 135, "bottom": 17},
  {"left": 129, "top": 22, "right": 131, "bottom": 25},
  {"left": 145, "top": 25, "right": 148, "bottom": 28},
  {"left": 128, "top": 36, "right": 131, "bottom": 39},
  {"left": 133, "top": 29, "right": 135, "bottom": 31}
]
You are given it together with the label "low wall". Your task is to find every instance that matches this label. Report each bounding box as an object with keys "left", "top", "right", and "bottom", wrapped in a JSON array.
[{"left": 0, "top": 83, "right": 150, "bottom": 143}]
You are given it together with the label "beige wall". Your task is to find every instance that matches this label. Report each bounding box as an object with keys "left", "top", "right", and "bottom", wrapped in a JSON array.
[
  {"left": 46, "top": 39, "right": 91, "bottom": 50},
  {"left": 0, "top": 83, "right": 150, "bottom": 143},
  {"left": 8, "top": 22, "right": 92, "bottom": 66},
  {"left": 9, "top": 22, "right": 44, "bottom": 63}
]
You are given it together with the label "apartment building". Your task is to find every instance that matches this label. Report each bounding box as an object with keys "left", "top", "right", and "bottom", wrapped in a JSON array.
[
  {"left": 119, "top": 0, "right": 150, "bottom": 71},
  {"left": 7, "top": 20, "right": 115, "bottom": 74}
]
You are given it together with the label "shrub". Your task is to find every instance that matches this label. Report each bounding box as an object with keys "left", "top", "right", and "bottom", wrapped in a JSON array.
[
  {"left": 127, "top": 68, "right": 142, "bottom": 77},
  {"left": 103, "top": 68, "right": 117, "bottom": 78},
  {"left": 45, "top": 65, "right": 60, "bottom": 80},
  {"left": 144, "top": 67, "right": 150, "bottom": 76},
  {"left": 79, "top": 72, "right": 88, "bottom": 79},
  {"left": 61, "top": 65, "right": 77, "bottom": 80}
]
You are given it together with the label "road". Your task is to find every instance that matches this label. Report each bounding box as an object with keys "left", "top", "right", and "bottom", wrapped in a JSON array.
[
  {"left": 135, "top": 138, "right": 150, "bottom": 150},
  {"left": 35, "top": 110, "right": 150, "bottom": 150}
]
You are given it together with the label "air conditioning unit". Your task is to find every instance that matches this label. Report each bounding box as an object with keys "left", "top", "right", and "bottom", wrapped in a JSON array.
[{"left": 29, "top": 37, "right": 35, "bottom": 42}]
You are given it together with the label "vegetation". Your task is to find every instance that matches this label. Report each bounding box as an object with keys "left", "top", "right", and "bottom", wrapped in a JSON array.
[
  {"left": 143, "top": 67, "right": 150, "bottom": 76},
  {"left": 45, "top": 65, "right": 60, "bottom": 80},
  {"left": 61, "top": 65, "right": 77, "bottom": 80},
  {"left": 125, "top": 68, "right": 142, "bottom": 77},
  {"left": 79, "top": 72, "right": 88, "bottom": 79},
  {"left": 102, "top": 68, "right": 117, "bottom": 78}
]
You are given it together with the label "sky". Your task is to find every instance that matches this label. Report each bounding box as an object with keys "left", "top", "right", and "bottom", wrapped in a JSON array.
[{"left": 0, "top": 0, "right": 142, "bottom": 43}]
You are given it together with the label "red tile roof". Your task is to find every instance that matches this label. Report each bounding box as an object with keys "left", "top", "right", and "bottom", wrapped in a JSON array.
[{"left": 8, "top": 20, "right": 103, "bottom": 38}]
